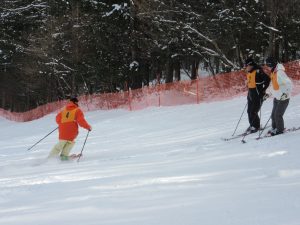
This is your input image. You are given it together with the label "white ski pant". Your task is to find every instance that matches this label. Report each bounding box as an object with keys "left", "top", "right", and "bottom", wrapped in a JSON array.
[{"left": 48, "top": 140, "right": 75, "bottom": 158}]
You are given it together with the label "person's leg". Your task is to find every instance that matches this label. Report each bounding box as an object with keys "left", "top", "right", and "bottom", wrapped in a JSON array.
[
  {"left": 60, "top": 141, "right": 75, "bottom": 160},
  {"left": 251, "top": 98, "right": 262, "bottom": 129},
  {"left": 271, "top": 98, "right": 278, "bottom": 130},
  {"left": 48, "top": 141, "right": 67, "bottom": 158},
  {"left": 274, "top": 99, "right": 289, "bottom": 133},
  {"left": 247, "top": 97, "right": 257, "bottom": 128},
  {"left": 247, "top": 95, "right": 261, "bottom": 130}
]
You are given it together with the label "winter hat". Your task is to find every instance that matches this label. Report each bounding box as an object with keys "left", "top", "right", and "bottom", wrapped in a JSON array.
[
  {"left": 70, "top": 96, "right": 79, "bottom": 104},
  {"left": 265, "top": 56, "right": 277, "bottom": 68},
  {"left": 244, "top": 58, "right": 256, "bottom": 67}
]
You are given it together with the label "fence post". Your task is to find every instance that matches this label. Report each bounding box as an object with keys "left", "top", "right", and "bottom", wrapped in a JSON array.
[
  {"left": 104, "top": 92, "right": 109, "bottom": 110},
  {"left": 128, "top": 88, "right": 132, "bottom": 111},
  {"left": 156, "top": 73, "right": 161, "bottom": 107},
  {"left": 145, "top": 86, "right": 149, "bottom": 108},
  {"left": 158, "top": 84, "right": 161, "bottom": 107},
  {"left": 196, "top": 77, "right": 200, "bottom": 104}
]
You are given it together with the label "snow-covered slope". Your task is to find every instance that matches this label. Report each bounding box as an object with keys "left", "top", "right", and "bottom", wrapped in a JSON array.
[{"left": 1, "top": 95, "right": 300, "bottom": 225}]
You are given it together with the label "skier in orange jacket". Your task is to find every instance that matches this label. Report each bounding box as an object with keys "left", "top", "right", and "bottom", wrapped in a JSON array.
[{"left": 49, "top": 96, "right": 92, "bottom": 160}]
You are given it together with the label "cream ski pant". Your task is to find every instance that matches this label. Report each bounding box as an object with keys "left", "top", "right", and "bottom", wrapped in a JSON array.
[{"left": 48, "top": 140, "right": 75, "bottom": 158}]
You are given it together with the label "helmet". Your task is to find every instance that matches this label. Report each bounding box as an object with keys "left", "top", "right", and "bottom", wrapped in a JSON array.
[
  {"left": 70, "top": 96, "right": 79, "bottom": 104},
  {"left": 244, "top": 58, "right": 256, "bottom": 67},
  {"left": 265, "top": 56, "right": 277, "bottom": 68}
]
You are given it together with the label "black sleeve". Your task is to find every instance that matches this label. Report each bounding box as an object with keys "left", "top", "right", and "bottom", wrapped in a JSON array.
[{"left": 259, "top": 68, "right": 270, "bottom": 93}]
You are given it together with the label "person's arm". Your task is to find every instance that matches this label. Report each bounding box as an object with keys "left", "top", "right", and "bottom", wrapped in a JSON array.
[
  {"left": 56, "top": 112, "right": 61, "bottom": 125},
  {"left": 260, "top": 69, "right": 271, "bottom": 93},
  {"left": 76, "top": 109, "right": 92, "bottom": 131},
  {"left": 277, "top": 70, "right": 293, "bottom": 99}
]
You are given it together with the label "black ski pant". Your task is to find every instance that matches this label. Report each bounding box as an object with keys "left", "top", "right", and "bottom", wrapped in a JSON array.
[
  {"left": 271, "top": 98, "right": 289, "bottom": 133},
  {"left": 247, "top": 95, "right": 262, "bottom": 129}
]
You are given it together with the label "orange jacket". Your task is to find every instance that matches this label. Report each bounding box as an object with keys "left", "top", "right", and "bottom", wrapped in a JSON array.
[{"left": 56, "top": 102, "right": 91, "bottom": 141}]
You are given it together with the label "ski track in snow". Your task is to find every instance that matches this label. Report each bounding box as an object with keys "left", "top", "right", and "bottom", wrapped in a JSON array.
[{"left": 1, "top": 95, "right": 300, "bottom": 225}]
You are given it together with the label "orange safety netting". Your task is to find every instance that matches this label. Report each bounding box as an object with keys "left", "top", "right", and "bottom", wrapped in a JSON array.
[{"left": 1, "top": 60, "right": 300, "bottom": 122}]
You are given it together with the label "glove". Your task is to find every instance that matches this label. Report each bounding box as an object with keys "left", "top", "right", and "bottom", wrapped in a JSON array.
[
  {"left": 88, "top": 126, "right": 92, "bottom": 131},
  {"left": 263, "top": 93, "right": 270, "bottom": 101},
  {"left": 280, "top": 93, "right": 288, "bottom": 100}
]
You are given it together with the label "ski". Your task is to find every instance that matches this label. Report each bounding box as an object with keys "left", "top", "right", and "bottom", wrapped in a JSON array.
[
  {"left": 68, "top": 153, "right": 82, "bottom": 160},
  {"left": 222, "top": 131, "right": 251, "bottom": 141},
  {"left": 222, "top": 126, "right": 271, "bottom": 142},
  {"left": 31, "top": 154, "right": 82, "bottom": 166},
  {"left": 256, "top": 126, "right": 300, "bottom": 140}
]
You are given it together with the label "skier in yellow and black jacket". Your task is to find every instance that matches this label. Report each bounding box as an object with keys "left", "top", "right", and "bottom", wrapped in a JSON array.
[{"left": 244, "top": 58, "right": 270, "bottom": 133}]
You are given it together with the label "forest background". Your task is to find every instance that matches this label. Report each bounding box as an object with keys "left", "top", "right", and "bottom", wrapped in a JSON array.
[{"left": 0, "top": 0, "right": 299, "bottom": 112}]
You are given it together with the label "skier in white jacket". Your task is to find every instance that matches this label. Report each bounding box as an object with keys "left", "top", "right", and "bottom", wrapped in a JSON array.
[{"left": 265, "top": 57, "right": 293, "bottom": 136}]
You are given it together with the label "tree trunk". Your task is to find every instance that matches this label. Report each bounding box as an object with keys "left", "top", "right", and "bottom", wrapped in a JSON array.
[
  {"left": 174, "top": 60, "right": 181, "bottom": 81},
  {"left": 166, "top": 56, "right": 173, "bottom": 83},
  {"left": 129, "top": 0, "right": 142, "bottom": 89},
  {"left": 266, "top": 0, "right": 279, "bottom": 57},
  {"left": 215, "top": 57, "right": 220, "bottom": 74},
  {"left": 143, "top": 63, "right": 150, "bottom": 86},
  {"left": 191, "top": 59, "right": 199, "bottom": 80},
  {"left": 1, "top": 90, "right": 5, "bottom": 109}
]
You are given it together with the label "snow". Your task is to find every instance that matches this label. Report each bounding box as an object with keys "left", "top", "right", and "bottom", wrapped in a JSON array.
[
  {"left": 52, "top": 33, "right": 64, "bottom": 38},
  {"left": 129, "top": 61, "right": 139, "bottom": 71},
  {"left": 258, "top": 22, "right": 280, "bottom": 32},
  {"left": 1, "top": 94, "right": 300, "bottom": 225},
  {"left": 104, "top": 4, "right": 125, "bottom": 17}
]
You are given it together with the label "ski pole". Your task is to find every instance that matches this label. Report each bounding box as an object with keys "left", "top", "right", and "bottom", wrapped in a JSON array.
[
  {"left": 257, "top": 95, "right": 271, "bottom": 139},
  {"left": 259, "top": 98, "right": 262, "bottom": 128},
  {"left": 257, "top": 115, "right": 271, "bottom": 139},
  {"left": 232, "top": 102, "right": 248, "bottom": 136},
  {"left": 28, "top": 127, "right": 58, "bottom": 151},
  {"left": 77, "top": 131, "right": 90, "bottom": 162}
]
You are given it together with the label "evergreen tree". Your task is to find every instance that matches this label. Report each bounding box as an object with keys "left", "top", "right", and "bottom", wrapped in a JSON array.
[{"left": 0, "top": 0, "right": 299, "bottom": 111}]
